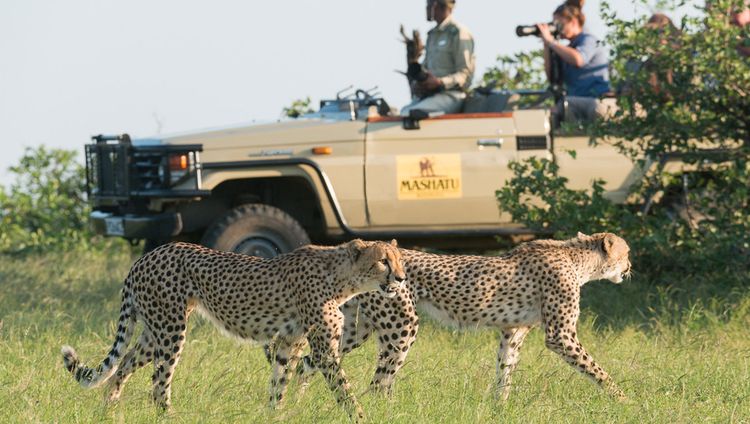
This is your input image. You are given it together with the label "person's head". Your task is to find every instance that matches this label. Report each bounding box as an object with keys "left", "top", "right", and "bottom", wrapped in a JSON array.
[
  {"left": 646, "top": 13, "right": 678, "bottom": 31},
  {"left": 731, "top": 5, "right": 750, "bottom": 27},
  {"left": 427, "top": 0, "right": 454, "bottom": 24},
  {"left": 553, "top": 0, "right": 585, "bottom": 40},
  {"left": 645, "top": 12, "right": 680, "bottom": 43}
]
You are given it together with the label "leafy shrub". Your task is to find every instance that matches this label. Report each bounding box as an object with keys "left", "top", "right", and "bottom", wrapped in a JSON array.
[
  {"left": 481, "top": 49, "right": 547, "bottom": 91},
  {"left": 599, "top": 0, "right": 750, "bottom": 156},
  {"left": 282, "top": 96, "right": 315, "bottom": 118},
  {"left": 0, "top": 146, "right": 93, "bottom": 253},
  {"left": 498, "top": 0, "right": 749, "bottom": 279},
  {"left": 496, "top": 155, "right": 748, "bottom": 279}
]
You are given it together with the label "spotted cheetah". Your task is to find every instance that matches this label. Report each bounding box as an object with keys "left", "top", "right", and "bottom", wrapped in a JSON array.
[
  {"left": 61, "top": 239, "right": 405, "bottom": 420},
  {"left": 297, "top": 232, "right": 631, "bottom": 400}
]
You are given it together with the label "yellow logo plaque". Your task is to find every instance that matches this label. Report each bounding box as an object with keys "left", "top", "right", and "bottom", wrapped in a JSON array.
[{"left": 396, "top": 154, "right": 462, "bottom": 200}]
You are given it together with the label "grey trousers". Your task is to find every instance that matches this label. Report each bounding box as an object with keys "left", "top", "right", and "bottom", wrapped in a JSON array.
[
  {"left": 562, "top": 96, "right": 618, "bottom": 122},
  {"left": 400, "top": 91, "right": 466, "bottom": 116}
]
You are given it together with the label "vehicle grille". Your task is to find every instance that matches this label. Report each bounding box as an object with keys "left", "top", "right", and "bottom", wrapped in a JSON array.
[
  {"left": 516, "top": 136, "right": 549, "bottom": 151},
  {"left": 86, "top": 137, "right": 205, "bottom": 201},
  {"left": 132, "top": 151, "right": 167, "bottom": 191},
  {"left": 85, "top": 143, "right": 130, "bottom": 199}
]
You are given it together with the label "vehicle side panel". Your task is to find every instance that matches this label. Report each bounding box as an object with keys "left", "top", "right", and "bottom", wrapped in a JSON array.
[{"left": 364, "top": 116, "right": 518, "bottom": 226}]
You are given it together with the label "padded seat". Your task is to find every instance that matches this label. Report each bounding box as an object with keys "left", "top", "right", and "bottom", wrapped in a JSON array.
[{"left": 461, "top": 91, "right": 514, "bottom": 113}]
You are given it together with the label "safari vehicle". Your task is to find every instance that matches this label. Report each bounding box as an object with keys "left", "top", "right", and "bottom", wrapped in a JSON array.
[{"left": 84, "top": 87, "right": 653, "bottom": 256}]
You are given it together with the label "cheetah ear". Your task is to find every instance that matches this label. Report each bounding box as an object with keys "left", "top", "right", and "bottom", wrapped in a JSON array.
[
  {"left": 347, "top": 239, "right": 368, "bottom": 262},
  {"left": 601, "top": 233, "right": 628, "bottom": 257},
  {"left": 390, "top": 239, "right": 398, "bottom": 247},
  {"left": 576, "top": 231, "right": 588, "bottom": 239}
]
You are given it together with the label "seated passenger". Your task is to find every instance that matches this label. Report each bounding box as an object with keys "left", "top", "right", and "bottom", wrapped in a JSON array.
[
  {"left": 731, "top": 3, "right": 750, "bottom": 57},
  {"left": 619, "top": 13, "right": 681, "bottom": 97},
  {"left": 537, "top": 0, "right": 614, "bottom": 123},
  {"left": 400, "top": 0, "right": 475, "bottom": 116}
]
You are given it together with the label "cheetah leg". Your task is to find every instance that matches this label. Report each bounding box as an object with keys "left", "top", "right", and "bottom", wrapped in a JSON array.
[
  {"left": 495, "top": 326, "right": 531, "bottom": 400},
  {"left": 106, "top": 331, "right": 154, "bottom": 402},
  {"left": 542, "top": 300, "right": 625, "bottom": 400},
  {"left": 150, "top": 316, "right": 188, "bottom": 411},
  {"left": 368, "top": 290, "right": 419, "bottom": 393},
  {"left": 295, "top": 298, "right": 375, "bottom": 389},
  {"left": 295, "top": 291, "right": 419, "bottom": 396},
  {"left": 308, "top": 304, "right": 364, "bottom": 421},
  {"left": 338, "top": 299, "right": 376, "bottom": 355},
  {"left": 268, "top": 336, "right": 307, "bottom": 408}
]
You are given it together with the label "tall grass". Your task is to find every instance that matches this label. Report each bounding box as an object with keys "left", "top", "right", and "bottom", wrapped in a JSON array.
[{"left": 1, "top": 249, "right": 748, "bottom": 423}]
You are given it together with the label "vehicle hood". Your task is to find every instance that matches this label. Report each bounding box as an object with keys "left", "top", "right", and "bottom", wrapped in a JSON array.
[{"left": 134, "top": 118, "right": 367, "bottom": 150}]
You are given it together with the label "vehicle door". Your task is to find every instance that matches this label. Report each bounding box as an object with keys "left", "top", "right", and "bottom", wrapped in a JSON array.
[{"left": 363, "top": 113, "right": 525, "bottom": 227}]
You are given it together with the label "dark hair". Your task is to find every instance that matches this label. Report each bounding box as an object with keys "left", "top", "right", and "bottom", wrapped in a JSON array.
[
  {"left": 554, "top": 0, "right": 585, "bottom": 27},
  {"left": 433, "top": 0, "right": 455, "bottom": 10},
  {"left": 646, "top": 13, "right": 680, "bottom": 34}
]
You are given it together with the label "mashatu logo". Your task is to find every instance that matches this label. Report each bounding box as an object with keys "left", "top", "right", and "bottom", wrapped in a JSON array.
[{"left": 397, "top": 154, "right": 462, "bottom": 200}]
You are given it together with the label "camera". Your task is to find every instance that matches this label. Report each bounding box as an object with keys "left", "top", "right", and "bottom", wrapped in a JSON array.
[
  {"left": 515, "top": 21, "right": 562, "bottom": 37},
  {"left": 407, "top": 63, "right": 428, "bottom": 82}
]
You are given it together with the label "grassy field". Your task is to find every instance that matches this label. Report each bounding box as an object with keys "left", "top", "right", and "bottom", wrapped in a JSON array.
[{"left": 1, "top": 248, "right": 749, "bottom": 423}]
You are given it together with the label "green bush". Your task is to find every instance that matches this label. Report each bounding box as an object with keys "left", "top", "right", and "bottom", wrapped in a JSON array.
[
  {"left": 481, "top": 49, "right": 547, "bottom": 91},
  {"left": 0, "top": 146, "right": 97, "bottom": 254},
  {"left": 282, "top": 96, "right": 315, "bottom": 118},
  {"left": 496, "top": 155, "right": 748, "bottom": 280},
  {"left": 498, "top": 0, "right": 749, "bottom": 279},
  {"left": 599, "top": 0, "right": 750, "bottom": 156}
]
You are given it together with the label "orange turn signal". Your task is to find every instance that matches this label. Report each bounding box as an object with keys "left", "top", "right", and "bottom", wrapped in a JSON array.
[
  {"left": 312, "top": 146, "right": 333, "bottom": 155},
  {"left": 169, "top": 154, "right": 189, "bottom": 170}
]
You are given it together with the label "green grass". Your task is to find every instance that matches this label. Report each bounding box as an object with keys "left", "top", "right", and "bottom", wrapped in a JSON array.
[{"left": 1, "top": 249, "right": 749, "bottom": 423}]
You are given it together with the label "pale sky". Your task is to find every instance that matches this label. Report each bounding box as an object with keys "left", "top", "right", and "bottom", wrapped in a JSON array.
[{"left": 1, "top": 0, "right": 679, "bottom": 182}]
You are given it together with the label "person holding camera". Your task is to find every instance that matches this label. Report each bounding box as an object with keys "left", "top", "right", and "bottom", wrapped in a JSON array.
[
  {"left": 536, "top": 0, "right": 613, "bottom": 122},
  {"left": 400, "top": 0, "right": 475, "bottom": 116},
  {"left": 730, "top": 2, "right": 750, "bottom": 57}
]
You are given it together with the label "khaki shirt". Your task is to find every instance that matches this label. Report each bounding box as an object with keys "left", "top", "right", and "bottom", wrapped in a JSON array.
[{"left": 424, "top": 15, "right": 475, "bottom": 92}]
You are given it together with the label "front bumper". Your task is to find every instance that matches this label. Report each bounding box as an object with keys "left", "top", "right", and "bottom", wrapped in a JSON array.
[{"left": 90, "top": 211, "right": 183, "bottom": 239}]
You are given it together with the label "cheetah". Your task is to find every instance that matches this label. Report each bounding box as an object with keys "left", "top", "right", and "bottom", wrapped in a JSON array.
[
  {"left": 297, "top": 232, "right": 631, "bottom": 400},
  {"left": 61, "top": 239, "right": 405, "bottom": 420}
]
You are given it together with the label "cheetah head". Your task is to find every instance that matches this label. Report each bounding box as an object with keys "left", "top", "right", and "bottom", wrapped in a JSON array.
[
  {"left": 346, "top": 239, "right": 406, "bottom": 298},
  {"left": 580, "top": 232, "right": 632, "bottom": 284}
]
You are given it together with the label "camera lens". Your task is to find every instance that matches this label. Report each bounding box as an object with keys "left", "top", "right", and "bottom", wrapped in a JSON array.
[{"left": 515, "top": 25, "right": 540, "bottom": 37}]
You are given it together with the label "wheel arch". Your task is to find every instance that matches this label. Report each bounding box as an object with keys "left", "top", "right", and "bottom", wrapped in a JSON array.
[{"left": 193, "top": 160, "right": 349, "bottom": 242}]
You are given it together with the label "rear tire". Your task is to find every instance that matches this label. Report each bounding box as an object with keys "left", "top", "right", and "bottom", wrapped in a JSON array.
[{"left": 200, "top": 204, "right": 310, "bottom": 258}]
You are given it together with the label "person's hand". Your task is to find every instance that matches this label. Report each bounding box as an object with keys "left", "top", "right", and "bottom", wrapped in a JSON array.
[
  {"left": 417, "top": 72, "right": 443, "bottom": 93},
  {"left": 537, "top": 23, "right": 555, "bottom": 45},
  {"left": 410, "top": 80, "right": 425, "bottom": 98}
]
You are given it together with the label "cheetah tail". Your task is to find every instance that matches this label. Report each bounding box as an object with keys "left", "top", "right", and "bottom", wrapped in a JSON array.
[{"left": 61, "top": 286, "right": 137, "bottom": 389}]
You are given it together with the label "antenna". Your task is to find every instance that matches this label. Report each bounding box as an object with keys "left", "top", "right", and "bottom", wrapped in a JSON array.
[{"left": 336, "top": 85, "right": 354, "bottom": 100}]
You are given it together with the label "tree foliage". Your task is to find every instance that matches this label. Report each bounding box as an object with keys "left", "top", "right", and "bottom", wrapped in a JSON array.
[
  {"left": 498, "top": 0, "right": 750, "bottom": 274},
  {"left": 282, "top": 96, "right": 315, "bottom": 118},
  {"left": 481, "top": 49, "right": 547, "bottom": 91},
  {"left": 496, "top": 155, "right": 748, "bottom": 276},
  {"left": 0, "top": 146, "right": 91, "bottom": 253},
  {"left": 598, "top": 0, "right": 750, "bottom": 155}
]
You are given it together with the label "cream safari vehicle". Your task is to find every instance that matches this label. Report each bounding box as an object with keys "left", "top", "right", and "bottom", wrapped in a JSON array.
[{"left": 84, "top": 88, "right": 647, "bottom": 255}]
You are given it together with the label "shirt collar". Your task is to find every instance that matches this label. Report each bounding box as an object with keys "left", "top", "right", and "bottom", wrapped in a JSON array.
[{"left": 429, "top": 14, "right": 454, "bottom": 34}]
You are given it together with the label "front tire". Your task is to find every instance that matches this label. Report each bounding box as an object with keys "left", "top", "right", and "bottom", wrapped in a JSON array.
[{"left": 200, "top": 204, "right": 310, "bottom": 258}]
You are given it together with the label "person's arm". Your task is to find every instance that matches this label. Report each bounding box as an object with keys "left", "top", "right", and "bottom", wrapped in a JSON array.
[{"left": 537, "top": 24, "right": 585, "bottom": 68}]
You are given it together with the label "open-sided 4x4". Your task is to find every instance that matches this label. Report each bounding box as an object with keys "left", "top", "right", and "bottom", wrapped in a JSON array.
[{"left": 84, "top": 88, "right": 693, "bottom": 256}]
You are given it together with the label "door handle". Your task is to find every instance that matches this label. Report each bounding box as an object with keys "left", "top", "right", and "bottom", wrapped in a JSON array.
[{"left": 477, "top": 138, "right": 503, "bottom": 148}]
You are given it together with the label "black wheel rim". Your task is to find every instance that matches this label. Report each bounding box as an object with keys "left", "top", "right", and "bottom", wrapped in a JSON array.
[{"left": 233, "top": 236, "right": 284, "bottom": 258}]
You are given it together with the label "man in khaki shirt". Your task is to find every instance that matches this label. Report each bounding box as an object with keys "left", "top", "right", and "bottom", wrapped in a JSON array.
[{"left": 401, "top": 0, "right": 475, "bottom": 116}]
